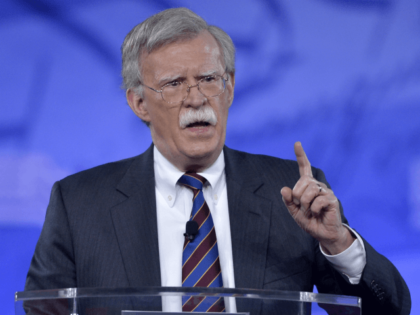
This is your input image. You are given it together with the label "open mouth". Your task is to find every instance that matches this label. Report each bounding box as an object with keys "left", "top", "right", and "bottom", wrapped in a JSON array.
[{"left": 186, "top": 121, "right": 211, "bottom": 128}]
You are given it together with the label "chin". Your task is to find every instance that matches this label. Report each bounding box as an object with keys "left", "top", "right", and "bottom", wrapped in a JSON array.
[
  {"left": 184, "top": 141, "right": 221, "bottom": 159},
  {"left": 185, "top": 148, "right": 215, "bottom": 160}
]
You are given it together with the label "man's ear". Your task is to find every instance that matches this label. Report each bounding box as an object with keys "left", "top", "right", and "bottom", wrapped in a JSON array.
[
  {"left": 126, "top": 88, "right": 151, "bottom": 123},
  {"left": 226, "top": 72, "right": 235, "bottom": 107}
]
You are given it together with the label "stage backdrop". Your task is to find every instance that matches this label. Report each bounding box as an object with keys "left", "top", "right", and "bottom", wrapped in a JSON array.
[{"left": 1, "top": 0, "right": 419, "bottom": 314}]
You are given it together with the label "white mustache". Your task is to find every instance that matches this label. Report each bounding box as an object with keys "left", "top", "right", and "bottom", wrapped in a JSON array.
[{"left": 179, "top": 107, "right": 218, "bottom": 129}]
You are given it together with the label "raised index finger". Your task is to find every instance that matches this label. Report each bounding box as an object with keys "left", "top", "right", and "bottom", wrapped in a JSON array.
[{"left": 294, "top": 141, "right": 313, "bottom": 177}]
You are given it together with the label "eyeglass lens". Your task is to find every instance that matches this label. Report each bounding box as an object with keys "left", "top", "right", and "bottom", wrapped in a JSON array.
[{"left": 162, "top": 76, "right": 226, "bottom": 104}]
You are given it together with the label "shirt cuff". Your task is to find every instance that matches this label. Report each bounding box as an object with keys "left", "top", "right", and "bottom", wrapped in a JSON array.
[{"left": 320, "top": 224, "right": 366, "bottom": 284}]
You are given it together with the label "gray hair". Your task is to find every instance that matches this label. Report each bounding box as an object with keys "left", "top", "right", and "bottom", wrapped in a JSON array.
[{"left": 121, "top": 8, "right": 235, "bottom": 97}]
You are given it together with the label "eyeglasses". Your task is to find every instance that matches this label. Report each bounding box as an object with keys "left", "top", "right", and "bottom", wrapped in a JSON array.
[{"left": 140, "top": 73, "right": 228, "bottom": 105}]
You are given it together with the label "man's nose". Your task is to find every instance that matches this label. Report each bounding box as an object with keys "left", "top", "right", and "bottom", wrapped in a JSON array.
[{"left": 184, "top": 83, "right": 206, "bottom": 107}]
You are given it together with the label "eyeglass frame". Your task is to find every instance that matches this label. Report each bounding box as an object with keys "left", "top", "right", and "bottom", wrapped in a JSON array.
[{"left": 139, "top": 71, "right": 229, "bottom": 105}]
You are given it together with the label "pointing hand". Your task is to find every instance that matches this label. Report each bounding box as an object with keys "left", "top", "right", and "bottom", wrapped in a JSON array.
[{"left": 280, "top": 142, "right": 354, "bottom": 255}]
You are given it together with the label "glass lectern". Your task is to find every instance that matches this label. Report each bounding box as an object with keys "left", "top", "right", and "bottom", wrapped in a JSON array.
[{"left": 15, "top": 287, "right": 361, "bottom": 315}]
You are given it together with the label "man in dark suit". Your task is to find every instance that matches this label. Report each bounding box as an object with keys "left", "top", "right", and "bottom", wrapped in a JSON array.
[{"left": 25, "top": 7, "right": 411, "bottom": 315}]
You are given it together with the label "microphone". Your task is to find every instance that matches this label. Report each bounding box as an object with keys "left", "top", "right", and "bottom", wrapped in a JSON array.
[{"left": 184, "top": 220, "right": 199, "bottom": 241}]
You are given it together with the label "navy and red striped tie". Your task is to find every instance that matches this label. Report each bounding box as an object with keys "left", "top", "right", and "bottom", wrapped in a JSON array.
[{"left": 179, "top": 173, "right": 225, "bottom": 312}]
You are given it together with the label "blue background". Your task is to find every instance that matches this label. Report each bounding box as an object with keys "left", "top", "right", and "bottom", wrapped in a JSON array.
[{"left": 1, "top": 0, "right": 419, "bottom": 314}]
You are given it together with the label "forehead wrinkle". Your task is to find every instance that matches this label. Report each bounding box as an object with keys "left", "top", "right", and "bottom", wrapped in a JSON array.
[{"left": 146, "top": 44, "right": 224, "bottom": 85}]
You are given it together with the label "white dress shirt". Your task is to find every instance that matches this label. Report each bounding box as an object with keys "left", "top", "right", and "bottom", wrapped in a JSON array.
[{"left": 153, "top": 146, "right": 366, "bottom": 311}]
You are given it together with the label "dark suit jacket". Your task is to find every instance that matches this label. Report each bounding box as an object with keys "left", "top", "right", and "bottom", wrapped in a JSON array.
[{"left": 25, "top": 145, "right": 411, "bottom": 314}]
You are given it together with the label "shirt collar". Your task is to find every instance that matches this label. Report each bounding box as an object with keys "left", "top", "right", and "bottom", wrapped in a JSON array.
[
  {"left": 154, "top": 146, "right": 225, "bottom": 207},
  {"left": 197, "top": 150, "right": 225, "bottom": 205}
]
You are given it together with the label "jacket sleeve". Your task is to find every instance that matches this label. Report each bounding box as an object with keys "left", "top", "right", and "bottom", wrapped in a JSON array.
[
  {"left": 313, "top": 167, "right": 411, "bottom": 315},
  {"left": 25, "top": 181, "right": 77, "bottom": 291}
]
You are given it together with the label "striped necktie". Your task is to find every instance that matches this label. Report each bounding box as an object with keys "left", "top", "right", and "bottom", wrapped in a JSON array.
[{"left": 179, "top": 173, "right": 225, "bottom": 312}]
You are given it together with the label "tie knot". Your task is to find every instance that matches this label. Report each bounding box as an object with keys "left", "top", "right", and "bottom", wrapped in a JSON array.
[{"left": 179, "top": 173, "right": 207, "bottom": 191}]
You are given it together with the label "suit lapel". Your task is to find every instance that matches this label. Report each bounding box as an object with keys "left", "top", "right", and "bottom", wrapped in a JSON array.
[
  {"left": 224, "top": 147, "right": 272, "bottom": 314},
  {"left": 226, "top": 178, "right": 272, "bottom": 289},
  {"left": 110, "top": 145, "right": 161, "bottom": 287}
]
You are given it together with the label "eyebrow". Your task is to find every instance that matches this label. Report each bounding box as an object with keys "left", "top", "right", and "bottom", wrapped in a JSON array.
[
  {"left": 157, "top": 74, "right": 183, "bottom": 86},
  {"left": 156, "top": 69, "right": 221, "bottom": 86},
  {"left": 199, "top": 70, "right": 219, "bottom": 77}
]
